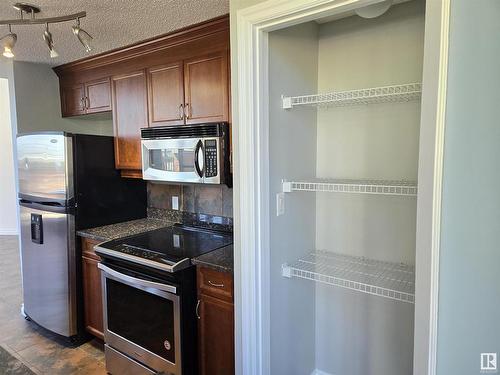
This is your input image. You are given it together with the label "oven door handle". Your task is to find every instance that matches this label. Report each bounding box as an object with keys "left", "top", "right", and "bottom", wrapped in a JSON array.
[{"left": 98, "top": 263, "right": 177, "bottom": 294}]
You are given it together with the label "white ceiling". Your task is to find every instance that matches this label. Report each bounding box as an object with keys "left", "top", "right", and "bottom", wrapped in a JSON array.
[{"left": 0, "top": 0, "right": 229, "bottom": 66}]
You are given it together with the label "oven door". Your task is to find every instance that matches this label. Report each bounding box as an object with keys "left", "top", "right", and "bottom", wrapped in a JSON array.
[
  {"left": 142, "top": 138, "right": 204, "bottom": 183},
  {"left": 99, "top": 263, "right": 181, "bottom": 375}
]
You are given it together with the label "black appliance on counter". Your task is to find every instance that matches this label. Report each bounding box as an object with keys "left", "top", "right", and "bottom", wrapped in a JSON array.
[
  {"left": 17, "top": 132, "right": 146, "bottom": 342},
  {"left": 95, "top": 224, "right": 233, "bottom": 375}
]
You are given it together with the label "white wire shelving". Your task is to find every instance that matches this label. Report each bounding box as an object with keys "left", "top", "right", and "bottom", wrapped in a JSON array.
[
  {"left": 282, "top": 83, "right": 422, "bottom": 109},
  {"left": 282, "top": 179, "right": 417, "bottom": 196},
  {"left": 282, "top": 250, "right": 415, "bottom": 304}
]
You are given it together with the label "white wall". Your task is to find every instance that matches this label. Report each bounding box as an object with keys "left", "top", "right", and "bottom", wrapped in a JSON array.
[
  {"left": 0, "top": 76, "right": 18, "bottom": 234},
  {"left": 437, "top": 1, "right": 500, "bottom": 374},
  {"left": 13, "top": 61, "right": 113, "bottom": 136}
]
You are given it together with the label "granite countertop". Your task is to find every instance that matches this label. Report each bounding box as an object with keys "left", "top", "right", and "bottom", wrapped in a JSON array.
[
  {"left": 191, "top": 244, "right": 233, "bottom": 274},
  {"left": 77, "top": 217, "right": 173, "bottom": 242}
]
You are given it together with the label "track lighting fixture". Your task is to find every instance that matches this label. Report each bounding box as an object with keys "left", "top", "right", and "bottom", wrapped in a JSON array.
[
  {"left": 43, "top": 23, "right": 58, "bottom": 58},
  {"left": 0, "top": 24, "right": 16, "bottom": 58},
  {"left": 0, "top": 3, "right": 90, "bottom": 59},
  {"left": 72, "top": 18, "right": 92, "bottom": 53}
]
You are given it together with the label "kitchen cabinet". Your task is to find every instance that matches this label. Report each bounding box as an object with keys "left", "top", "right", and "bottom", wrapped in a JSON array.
[
  {"left": 85, "top": 78, "right": 112, "bottom": 114},
  {"left": 111, "top": 70, "right": 148, "bottom": 173},
  {"left": 61, "top": 79, "right": 111, "bottom": 117},
  {"left": 61, "top": 84, "right": 86, "bottom": 116},
  {"left": 197, "top": 266, "right": 234, "bottom": 375},
  {"left": 184, "top": 52, "right": 229, "bottom": 124},
  {"left": 81, "top": 237, "right": 104, "bottom": 340},
  {"left": 147, "top": 62, "right": 185, "bottom": 127},
  {"left": 148, "top": 51, "right": 229, "bottom": 127}
]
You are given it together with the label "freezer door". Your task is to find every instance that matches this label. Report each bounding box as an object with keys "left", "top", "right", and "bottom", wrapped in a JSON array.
[
  {"left": 19, "top": 202, "right": 77, "bottom": 337},
  {"left": 17, "top": 133, "right": 73, "bottom": 203}
]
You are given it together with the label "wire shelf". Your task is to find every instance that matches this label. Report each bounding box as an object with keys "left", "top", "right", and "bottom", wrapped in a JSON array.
[
  {"left": 282, "top": 83, "right": 422, "bottom": 109},
  {"left": 282, "top": 251, "right": 415, "bottom": 303},
  {"left": 282, "top": 179, "right": 417, "bottom": 196}
]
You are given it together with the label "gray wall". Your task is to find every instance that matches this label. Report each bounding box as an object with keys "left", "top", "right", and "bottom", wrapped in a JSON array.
[
  {"left": 13, "top": 62, "right": 113, "bottom": 136},
  {"left": 437, "top": 1, "right": 500, "bottom": 374},
  {"left": 268, "top": 22, "right": 318, "bottom": 375}
]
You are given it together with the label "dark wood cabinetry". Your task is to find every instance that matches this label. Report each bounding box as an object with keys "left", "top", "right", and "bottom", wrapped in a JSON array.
[
  {"left": 184, "top": 52, "right": 229, "bottom": 124},
  {"left": 61, "top": 84, "right": 86, "bottom": 116},
  {"left": 81, "top": 237, "right": 104, "bottom": 340},
  {"left": 147, "top": 62, "right": 185, "bottom": 127},
  {"left": 85, "top": 78, "right": 111, "bottom": 114},
  {"left": 197, "top": 267, "right": 234, "bottom": 375},
  {"left": 111, "top": 71, "right": 148, "bottom": 172},
  {"left": 61, "top": 79, "right": 111, "bottom": 117},
  {"left": 54, "top": 15, "right": 230, "bottom": 176}
]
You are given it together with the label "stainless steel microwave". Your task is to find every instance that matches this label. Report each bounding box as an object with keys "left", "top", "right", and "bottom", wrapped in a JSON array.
[{"left": 141, "top": 122, "right": 231, "bottom": 186}]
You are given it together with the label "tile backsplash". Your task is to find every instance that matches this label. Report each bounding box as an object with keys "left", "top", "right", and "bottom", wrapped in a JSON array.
[{"left": 147, "top": 183, "right": 233, "bottom": 218}]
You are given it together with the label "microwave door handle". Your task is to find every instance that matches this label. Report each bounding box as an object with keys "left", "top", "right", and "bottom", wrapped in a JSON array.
[{"left": 194, "top": 140, "right": 204, "bottom": 178}]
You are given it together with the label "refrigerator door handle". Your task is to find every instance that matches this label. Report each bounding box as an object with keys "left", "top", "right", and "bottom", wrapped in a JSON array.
[{"left": 19, "top": 200, "right": 73, "bottom": 215}]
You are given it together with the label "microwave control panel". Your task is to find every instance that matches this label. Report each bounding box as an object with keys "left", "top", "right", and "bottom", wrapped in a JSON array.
[{"left": 204, "top": 140, "right": 218, "bottom": 177}]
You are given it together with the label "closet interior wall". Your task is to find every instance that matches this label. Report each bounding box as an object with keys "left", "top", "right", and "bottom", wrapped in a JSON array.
[
  {"left": 269, "top": 1, "right": 425, "bottom": 374},
  {"left": 269, "top": 22, "right": 318, "bottom": 375}
]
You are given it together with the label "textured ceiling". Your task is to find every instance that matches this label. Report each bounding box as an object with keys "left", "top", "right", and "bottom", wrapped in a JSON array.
[{"left": 0, "top": 0, "right": 229, "bottom": 66}]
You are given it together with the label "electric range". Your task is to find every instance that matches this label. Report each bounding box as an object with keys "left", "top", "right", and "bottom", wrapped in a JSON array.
[{"left": 95, "top": 223, "right": 233, "bottom": 375}]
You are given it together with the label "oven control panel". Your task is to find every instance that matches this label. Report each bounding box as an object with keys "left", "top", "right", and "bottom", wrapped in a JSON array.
[{"left": 204, "top": 140, "right": 218, "bottom": 177}]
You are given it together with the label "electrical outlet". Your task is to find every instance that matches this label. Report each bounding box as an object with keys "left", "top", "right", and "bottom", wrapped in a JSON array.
[
  {"left": 172, "top": 196, "right": 179, "bottom": 210},
  {"left": 276, "top": 192, "right": 285, "bottom": 216}
]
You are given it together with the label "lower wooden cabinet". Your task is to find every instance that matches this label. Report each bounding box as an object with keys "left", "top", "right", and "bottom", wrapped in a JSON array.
[
  {"left": 81, "top": 237, "right": 104, "bottom": 340},
  {"left": 197, "top": 266, "right": 234, "bottom": 375}
]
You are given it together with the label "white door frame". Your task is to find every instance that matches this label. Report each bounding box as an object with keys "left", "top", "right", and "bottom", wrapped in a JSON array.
[{"left": 234, "top": 0, "right": 450, "bottom": 374}]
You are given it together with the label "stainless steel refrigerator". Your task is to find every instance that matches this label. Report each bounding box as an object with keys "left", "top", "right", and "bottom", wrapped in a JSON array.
[{"left": 17, "top": 132, "right": 146, "bottom": 341}]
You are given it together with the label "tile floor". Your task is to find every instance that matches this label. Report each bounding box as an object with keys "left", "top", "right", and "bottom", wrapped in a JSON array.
[{"left": 0, "top": 236, "right": 106, "bottom": 375}]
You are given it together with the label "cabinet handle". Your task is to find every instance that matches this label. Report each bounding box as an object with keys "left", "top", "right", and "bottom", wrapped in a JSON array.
[
  {"left": 80, "top": 97, "right": 85, "bottom": 109},
  {"left": 196, "top": 299, "right": 201, "bottom": 320},
  {"left": 208, "top": 280, "right": 224, "bottom": 288},
  {"left": 85, "top": 97, "right": 90, "bottom": 109},
  {"left": 179, "top": 104, "right": 184, "bottom": 120},
  {"left": 185, "top": 103, "right": 190, "bottom": 119}
]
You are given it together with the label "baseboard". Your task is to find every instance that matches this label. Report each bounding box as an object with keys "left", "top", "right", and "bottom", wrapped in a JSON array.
[
  {"left": 0, "top": 229, "right": 18, "bottom": 235},
  {"left": 311, "top": 369, "right": 334, "bottom": 375}
]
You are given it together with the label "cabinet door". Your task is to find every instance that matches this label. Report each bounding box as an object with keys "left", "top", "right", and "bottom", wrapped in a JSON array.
[
  {"left": 198, "top": 294, "right": 234, "bottom": 375},
  {"left": 82, "top": 255, "right": 104, "bottom": 340},
  {"left": 111, "top": 71, "right": 148, "bottom": 170},
  {"left": 61, "top": 84, "right": 85, "bottom": 117},
  {"left": 147, "top": 63, "right": 184, "bottom": 127},
  {"left": 85, "top": 78, "right": 111, "bottom": 114},
  {"left": 184, "top": 52, "right": 229, "bottom": 124}
]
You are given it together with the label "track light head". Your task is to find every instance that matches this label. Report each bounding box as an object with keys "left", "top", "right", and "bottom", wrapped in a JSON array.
[
  {"left": 72, "top": 18, "right": 92, "bottom": 53},
  {"left": 43, "top": 23, "right": 58, "bottom": 58},
  {"left": 0, "top": 25, "right": 17, "bottom": 58}
]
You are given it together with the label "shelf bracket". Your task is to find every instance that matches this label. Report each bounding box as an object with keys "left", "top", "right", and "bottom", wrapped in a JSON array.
[
  {"left": 282, "top": 181, "right": 292, "bottom": 193},
  {"left": 282, "top": 263, "right": 292, "bottom": 278},
  {"left": 281, "top": 95, "right": 292, "bottom": 109}
]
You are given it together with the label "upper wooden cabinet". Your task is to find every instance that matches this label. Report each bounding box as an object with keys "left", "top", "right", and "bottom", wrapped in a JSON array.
[
  {"left": 112, "top": 70, "right": 148, "bottom": 171},
  {"left": 147, "top": 62, "right": 185, "bottom": 127},
  {"left": 61, "top": 79, "right": 111, "bottom": 117},
  {"left": 184, "top": 52, "right": 229, "bottom": 124},
  {"left": 61, "top": 84, "right": 86, "bottom": 117},
  {"left": 85, "top": 78, "right": 111, "bottom": 114}
]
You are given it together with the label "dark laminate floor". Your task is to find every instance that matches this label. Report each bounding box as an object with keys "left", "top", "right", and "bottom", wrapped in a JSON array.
[{"left": 0, "top": 236, "right": 106, "bottom": 375}]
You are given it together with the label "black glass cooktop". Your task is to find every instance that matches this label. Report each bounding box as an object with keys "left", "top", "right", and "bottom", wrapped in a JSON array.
[{"left": 96, "top": 224, "right": 233, "bottom": 269}]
